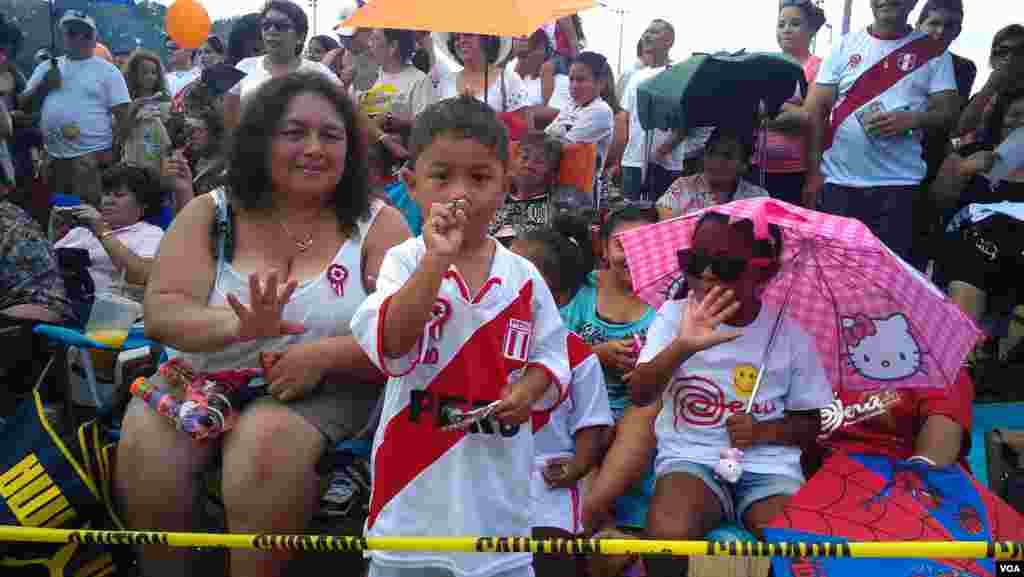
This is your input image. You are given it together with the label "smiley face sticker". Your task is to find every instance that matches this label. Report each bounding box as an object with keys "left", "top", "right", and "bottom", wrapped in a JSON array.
[{"left": 732, "top": 364, "right": 759, "bottom": 399}]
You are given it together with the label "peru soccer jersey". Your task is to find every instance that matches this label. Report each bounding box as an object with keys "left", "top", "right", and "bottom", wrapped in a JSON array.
[
  {"left": 816, "top": 28, "right": 955, "bottom": 187},
  {"left": 351, "top": 237, "right": 571, "bottom": 577}
]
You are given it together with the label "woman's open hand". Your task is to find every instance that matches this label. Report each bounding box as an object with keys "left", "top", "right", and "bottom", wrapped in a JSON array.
[{"left": 226, "top": 271, "right": 306, "bottom": 342}]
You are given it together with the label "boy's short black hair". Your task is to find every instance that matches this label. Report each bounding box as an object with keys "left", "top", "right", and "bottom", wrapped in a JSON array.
[{"left": 409, "top": 95, "right": 510, "bottom": 167}]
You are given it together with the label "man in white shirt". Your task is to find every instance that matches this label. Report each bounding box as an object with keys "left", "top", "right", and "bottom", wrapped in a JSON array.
[
  {"left": 164, "top": 38, "right": 199, "bottom": 98},
  {"left": 19, "top": 11, "right": 130, "bottom": 207},
  {"left": 620, "top": 19, "right": 690, "bottom": 201},
  {"left": 802, "top": 0, "right": 960, "bottom": 264}
]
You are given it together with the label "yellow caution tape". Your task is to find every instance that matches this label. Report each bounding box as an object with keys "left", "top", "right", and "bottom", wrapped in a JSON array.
[{"left": 1, "top": 526, "right": 1022, "bottom": 559}]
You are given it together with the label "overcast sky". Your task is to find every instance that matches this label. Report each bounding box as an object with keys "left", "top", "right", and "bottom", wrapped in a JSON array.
[{"left": 193, "top": 0, "right": 1019, "bottom": 92}]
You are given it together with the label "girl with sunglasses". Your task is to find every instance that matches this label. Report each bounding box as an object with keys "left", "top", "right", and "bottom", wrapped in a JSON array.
[{"left": 628, "top": 212, "right": 830, "bottom": 577}]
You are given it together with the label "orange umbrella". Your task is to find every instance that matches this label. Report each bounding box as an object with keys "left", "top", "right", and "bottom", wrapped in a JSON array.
[{"left": 337, "top": 0, "right": 594, "bottom": 37}]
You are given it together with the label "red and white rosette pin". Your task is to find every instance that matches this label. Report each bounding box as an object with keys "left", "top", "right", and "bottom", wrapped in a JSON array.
[{"left": 327, "top": 264, "right": 349, "bottom": 297}]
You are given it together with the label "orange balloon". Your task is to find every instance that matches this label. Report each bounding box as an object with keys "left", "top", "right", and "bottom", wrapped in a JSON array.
[{"left": 165, "top": 0, "right": 211, "bottom": 50}]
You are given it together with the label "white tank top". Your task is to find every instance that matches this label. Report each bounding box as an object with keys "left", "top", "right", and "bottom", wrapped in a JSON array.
[{"left": 180, "top": 192, "right": 384, "bottom": 373}]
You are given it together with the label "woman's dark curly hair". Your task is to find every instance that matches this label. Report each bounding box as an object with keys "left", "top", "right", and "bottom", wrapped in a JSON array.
[
  {"left": 227, "top": 72, "right": 370, "bottom": 235},
  {"left": 101, "top": 164, "right": 165, "bottom": 220}
]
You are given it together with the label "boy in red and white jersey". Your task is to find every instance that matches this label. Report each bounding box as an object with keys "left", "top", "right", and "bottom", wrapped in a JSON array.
[{"left": 351, "top": 95, "right": 571, "bottom": 577}]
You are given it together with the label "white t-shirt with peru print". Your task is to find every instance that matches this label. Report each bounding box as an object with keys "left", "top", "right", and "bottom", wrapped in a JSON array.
[{"left": 639, "top": 299, "right": 832, "bottom": 482}]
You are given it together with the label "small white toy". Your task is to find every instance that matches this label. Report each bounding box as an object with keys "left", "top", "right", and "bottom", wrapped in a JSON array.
[{"left": 715, "top": 447, "right": 745, "bottom": 484}]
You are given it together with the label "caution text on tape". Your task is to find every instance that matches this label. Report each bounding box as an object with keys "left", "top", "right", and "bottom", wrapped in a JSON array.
[{"left": 1, "top": 526, "right": 1022, "bottom": 560}]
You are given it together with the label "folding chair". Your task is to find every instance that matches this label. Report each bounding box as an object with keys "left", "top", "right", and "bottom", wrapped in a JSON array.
[{"left": 32, "top": 323, "right": 155, "bottom": 435}]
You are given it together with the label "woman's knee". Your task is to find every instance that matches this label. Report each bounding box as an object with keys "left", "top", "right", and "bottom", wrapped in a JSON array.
[{"left": 221, "top": 403, "right": 325, "bottom": 488}]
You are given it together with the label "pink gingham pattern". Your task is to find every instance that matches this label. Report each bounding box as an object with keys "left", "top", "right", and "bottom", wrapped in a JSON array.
[{"left": 617, "top": 197, "right": 984, "bottom": 392}]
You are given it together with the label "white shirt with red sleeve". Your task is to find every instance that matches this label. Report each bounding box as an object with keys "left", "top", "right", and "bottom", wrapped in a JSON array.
[
  {"left": 530, "top": 331, "right": 612, "bottom": 534},
  {"left": 350, "top": 236, "right": 571, "bottom": 577},
  {"left": 816, "top": 28, "right": 956, "bottom": 187},
  {"left": 533, "top": 331, "right": 613, "bottom": 458}
]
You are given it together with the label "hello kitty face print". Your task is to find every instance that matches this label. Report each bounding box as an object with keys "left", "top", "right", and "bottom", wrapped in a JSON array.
[{"left": 842, "top": 313, "right": 924, "bottom": 382}]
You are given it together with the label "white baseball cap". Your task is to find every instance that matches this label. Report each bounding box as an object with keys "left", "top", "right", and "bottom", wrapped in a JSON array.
[{"left": 59, "top": 10, "right": 96, "bottom": 32}]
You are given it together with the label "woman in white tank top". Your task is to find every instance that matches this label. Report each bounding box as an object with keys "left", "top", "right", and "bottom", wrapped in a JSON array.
[{"left": 116, "top": 73, "right": 411, "bottom": 577}]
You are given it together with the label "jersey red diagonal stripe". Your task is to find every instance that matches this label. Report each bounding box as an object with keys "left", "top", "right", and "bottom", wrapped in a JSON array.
[
  {"left": 367, "top": 280, "right": 535, "bottom": 529},
  {"left": 825, "top": 36, "right": 945, "bottom": 151}
]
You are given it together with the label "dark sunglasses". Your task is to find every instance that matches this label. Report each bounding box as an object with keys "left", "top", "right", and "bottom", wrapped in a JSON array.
[
  {"left": 677, "top": 249, "right": 771, "bottom": 282},
  {"left": 779, "top": 0, "right": 813, "bottom": 7},
  {"left": 993, "top": 43, "right": 1024, "bottom": 60},
  {"left": 262, "top": 19, "right": 294, "bottom": 32}
]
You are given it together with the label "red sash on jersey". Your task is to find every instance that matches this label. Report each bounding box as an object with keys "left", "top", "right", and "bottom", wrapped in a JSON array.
[{"left": 825, "top": 35, "right": 945, "bottom": 151}]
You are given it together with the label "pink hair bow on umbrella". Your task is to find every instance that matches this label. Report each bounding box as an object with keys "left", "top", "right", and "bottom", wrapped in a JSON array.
[{"left": 842, "top": 314, "right": 877, "bottom": 348}]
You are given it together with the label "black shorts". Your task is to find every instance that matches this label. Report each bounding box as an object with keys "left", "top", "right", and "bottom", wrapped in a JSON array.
[{"left": 940, "top": 214, "right": 1024, "bottom": 299}]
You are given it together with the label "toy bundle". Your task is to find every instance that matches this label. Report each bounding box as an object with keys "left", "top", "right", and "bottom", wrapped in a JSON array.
[{"left": 129, "top": 353, "right": 282, "bottom": 441}]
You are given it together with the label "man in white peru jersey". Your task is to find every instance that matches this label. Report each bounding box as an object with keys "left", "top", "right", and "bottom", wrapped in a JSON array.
[
  {"left": 352, "top": 96, "right": 570, "bottom": 577},
  {"left": 799, "top": 0, "right": 960, "bottom": 264}
]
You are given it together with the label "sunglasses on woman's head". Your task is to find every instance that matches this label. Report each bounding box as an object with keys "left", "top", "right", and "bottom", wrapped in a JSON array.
[
  {"left": 779, "top": 0, "right": 813, "bottom": 7},
  {"left": 677, "top": 249, "right": 771, "bottom": 282}
]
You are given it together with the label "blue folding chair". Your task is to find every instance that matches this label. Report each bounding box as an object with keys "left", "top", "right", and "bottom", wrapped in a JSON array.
[{"left": 32, "top": 323, "right": 155, "bottom": 436}]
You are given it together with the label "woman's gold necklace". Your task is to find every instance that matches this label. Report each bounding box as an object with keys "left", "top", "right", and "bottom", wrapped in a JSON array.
[{"left": 280, "top": 220, "right": 314, "bottom": 252}]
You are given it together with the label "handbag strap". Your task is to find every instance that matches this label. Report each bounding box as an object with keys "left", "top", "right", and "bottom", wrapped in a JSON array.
[
  {"left": 501, "top": 67, "right": 507, "bottom": 113},
  {"left": 209, "top": 188, "right": 231, "bottom": 299}
]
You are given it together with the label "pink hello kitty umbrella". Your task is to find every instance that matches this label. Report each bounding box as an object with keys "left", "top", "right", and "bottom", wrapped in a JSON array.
[{"left": 617, "top": 197, "right": 984, "bottom": 395}]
